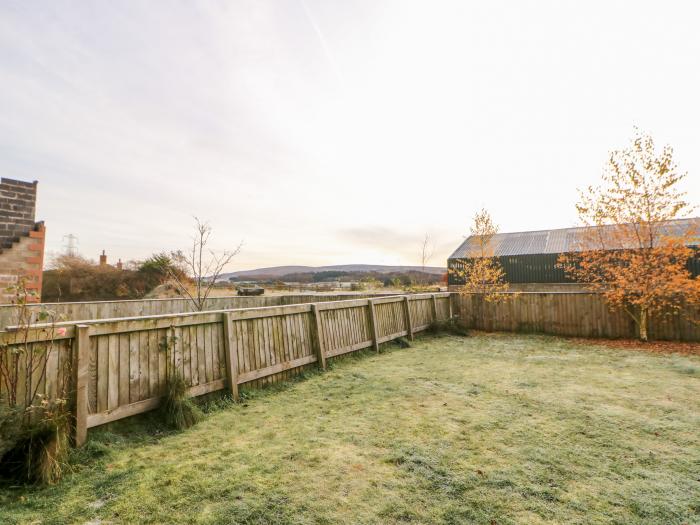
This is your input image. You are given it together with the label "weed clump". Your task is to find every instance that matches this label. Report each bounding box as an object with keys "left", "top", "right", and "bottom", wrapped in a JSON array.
[
  {"left": 427, "top": 319, "right": 470, "bottom": 337},
  {"left": 160, "top": 373, "right": 203, "bottom": 430},
  {"left": 395, "top": 337, "right": 411, "bottom": 348},
  {"left": 0, "top": 401, "right": 70, "bottom": 485}
]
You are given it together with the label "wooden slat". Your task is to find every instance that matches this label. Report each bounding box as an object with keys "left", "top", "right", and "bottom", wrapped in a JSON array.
[
  {"left": 377, "top": 331, "right": 408, "bottom": 344},
  {"left": 371, "top": 295, "right": 406, "bottom": 305},
  {"left": 148, "top": 330, "right": 160, "bottom": 396},
  {"left": 129, "top": 331, "right": 140, "bottom": 403},
  {"left": 88, "top": 335, "right": 97, "bottom": 413},
  {"left": 182, "top": 325, "right": 191, "bottom": 385},
  {"left": 237, "top": 354, "right": 317, "bottom": 384},
  {"left": 96, "top": 336, "right": 108, "bottom": 412},
  {"left": 139, "top": 331, "right": 150, "bottom": 398},
  {"left": 158, "top": 329, "right": 167, "bottom": 395},
  {"left": 325, "top": 340, "right": 373, "bottom": 358},
  {"left": 311, "top": 304, "right": 327, "bottom": 370},
  {"left": 368, "top": 300, "right": 379, "bottom": 351},
  {"left": 73, "top": 325, "right": 90, "bottom": 446},
  {"left": 229, "top": 304, "right": 312, "bottom": 321},
  {"left": 315, "top": 298, "right": 374, "bottom": 311},
  {"left": 222, "top": 312, "right": 239, "bottom": 400},
  {"left": 195, "top": 324, "right": 205, "bottom": 387},
  {"left": 45, "top": 340, "right": 58, "bottom": 401},
  {"left": 118, "top": 333, "right": 129, "bottom": 406}
]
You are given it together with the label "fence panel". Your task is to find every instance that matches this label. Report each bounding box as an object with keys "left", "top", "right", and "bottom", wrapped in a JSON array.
[
  {"left": 230, "top": 306, "right": 317, "bottom": 387},
  {"left": 373, "top": 298, "right": 408, "bottom": 342},
  {"left": 0, "top": 293, "right": 451, "bottom": 441},
  {"left": 453, "top": 293, "right": 700, "bottom": 341},
  {"left": 0, "top": 330, "right": 74, "bottom": 411},
  {"left": 319, "top": 303, "right": 374, "bottom": 358},
  {"left": 410, "top": 297, "right": 434, "bottom": 331}
]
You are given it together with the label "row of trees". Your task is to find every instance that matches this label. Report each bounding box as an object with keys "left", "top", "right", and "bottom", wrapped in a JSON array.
[{"left": 453, "top": 129, "right": 700, "bottom": 341}]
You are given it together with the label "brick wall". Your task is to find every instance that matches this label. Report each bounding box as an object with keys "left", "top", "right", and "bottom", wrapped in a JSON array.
[
  {"left": 0, "top": 178, "right": 45, "bottom": 303},
  {"left": 0, "top": 178, "right": 38, "bottom": 247}
]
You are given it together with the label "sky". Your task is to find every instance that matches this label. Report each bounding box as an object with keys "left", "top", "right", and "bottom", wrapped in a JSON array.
[{"left": 1, "top": 1, "right": 699, "bottom": 272}]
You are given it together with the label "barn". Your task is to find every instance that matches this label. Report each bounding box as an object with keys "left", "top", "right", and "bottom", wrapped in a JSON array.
[{"left": 447, "top": 218, "right": 700, "bottom": 292}]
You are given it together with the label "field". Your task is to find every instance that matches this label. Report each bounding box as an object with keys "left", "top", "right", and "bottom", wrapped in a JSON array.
[{"left": 1, "top": 333, "right": 699, "bottom": 524}]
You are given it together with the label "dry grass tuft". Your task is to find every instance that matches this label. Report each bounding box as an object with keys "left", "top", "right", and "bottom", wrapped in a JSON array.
[
  {"left": 160, "top": 373, "right": 203, "bottom": 431},
  {"left": 1, "top": 403, "right": 70, "bottom": 485}
]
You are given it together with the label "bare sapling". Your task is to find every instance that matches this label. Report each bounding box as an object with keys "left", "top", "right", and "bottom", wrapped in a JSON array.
[
  {"left": 0, "top": 278, "right": 68, "bottom": 484},
  {"left": 168, "top": 217, "right": 242, "bottom": 311}
]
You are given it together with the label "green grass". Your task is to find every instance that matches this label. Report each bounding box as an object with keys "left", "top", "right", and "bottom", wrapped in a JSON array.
[{"left": 1, "top": 333, "right": 699, "bottom": 524}]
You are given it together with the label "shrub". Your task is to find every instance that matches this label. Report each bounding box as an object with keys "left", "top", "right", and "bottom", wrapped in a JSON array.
[{"left": 160, "top": 373, "right": 203, "bottom": 431}]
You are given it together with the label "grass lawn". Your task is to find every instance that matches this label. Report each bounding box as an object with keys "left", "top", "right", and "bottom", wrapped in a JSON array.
[{"left": 1, "top": 333, "right": 699, "bottom": 524}]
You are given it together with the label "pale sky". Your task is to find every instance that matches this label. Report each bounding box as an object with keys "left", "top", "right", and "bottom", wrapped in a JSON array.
[{"left": 1, "top": 1, "right": 699, "bottom": 271}]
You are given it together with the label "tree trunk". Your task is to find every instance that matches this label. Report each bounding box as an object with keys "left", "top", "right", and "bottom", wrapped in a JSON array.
[{"left": 639, "top": 306, "right": 649, "bottom": 342}]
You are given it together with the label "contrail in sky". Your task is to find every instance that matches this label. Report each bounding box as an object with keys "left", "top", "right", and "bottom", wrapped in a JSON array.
[{"left": 299, "top": 0, "right": 345, "bottom": 88}]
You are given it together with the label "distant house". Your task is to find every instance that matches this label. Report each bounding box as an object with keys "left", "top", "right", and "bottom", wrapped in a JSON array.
[{"left": 447, "top": 218, "right": 700, "bottom": 292}]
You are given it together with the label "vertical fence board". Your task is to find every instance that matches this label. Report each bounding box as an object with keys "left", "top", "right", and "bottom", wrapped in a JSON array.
[
  {"left": 118, "top": 333, "right": 129, "bottom": 407},
  {"left": 74, "top": 325, "right": 90, "bottom": 447},
  {"left": 128, "top": 332, "right": 139, "bottom": 403},
  {"left": 97, "top": 336, "right": 109, "bottom": 412}
]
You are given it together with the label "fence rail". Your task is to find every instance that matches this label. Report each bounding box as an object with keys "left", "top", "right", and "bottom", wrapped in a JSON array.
[
  {"left": 0, "top": 293, "right": 451, "bottom": 445},
  {"left": 0, "top": 293, "right": 394, "bottom": 328}
]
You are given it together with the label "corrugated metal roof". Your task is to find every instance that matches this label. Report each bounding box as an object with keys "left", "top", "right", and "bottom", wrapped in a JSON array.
[{"left": 448, "top": 218, "right": 700, "bottom": 259}]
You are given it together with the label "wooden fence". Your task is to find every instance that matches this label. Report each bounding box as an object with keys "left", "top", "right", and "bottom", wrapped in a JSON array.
[
  {"left": 0, "top": 293, "right": 393, "bottom": 329},
  {"left": 454, "top": 293, "right": 700, "bottom": 341},
  {"left": 0, "top": 293, "right": 451, "bottom": 445}
]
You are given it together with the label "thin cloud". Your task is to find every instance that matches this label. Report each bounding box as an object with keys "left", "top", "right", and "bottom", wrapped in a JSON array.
[{"left": 299, "top": 0, "right": 345, "bottom": 88}]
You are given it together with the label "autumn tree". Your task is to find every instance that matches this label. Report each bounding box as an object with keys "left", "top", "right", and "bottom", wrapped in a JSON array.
[
  {"left": 559, "top": 129, "right": 700, "bottom": 341},
  {"left": 168, "top": 217, "right": 242, "bottom": 311},
  {"left": 451, "top": 208, "right": 509, "bottom": 300}
]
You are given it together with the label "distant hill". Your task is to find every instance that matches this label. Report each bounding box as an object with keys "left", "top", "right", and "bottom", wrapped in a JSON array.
[{"left": 219, "top": 264, "right": 445, "bottom": 281}]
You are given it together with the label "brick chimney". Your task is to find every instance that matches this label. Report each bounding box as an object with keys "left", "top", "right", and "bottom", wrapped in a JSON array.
[
  {"left": 116, "top": 259, "right": 123, "bottom": 270},
  {"left": 99, "top": 250, "right": 107, "bottom": 266},
  {"left": 0, "top": 178, "right": 45, "bottom": 304}
]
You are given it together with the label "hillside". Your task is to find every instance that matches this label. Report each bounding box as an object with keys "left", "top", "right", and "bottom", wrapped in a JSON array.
[{"left": 219, "top": 264, "right": 445, "bottom": 281}]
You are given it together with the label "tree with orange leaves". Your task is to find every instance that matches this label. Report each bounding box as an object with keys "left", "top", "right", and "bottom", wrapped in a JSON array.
[
  {"left": 559, "top": 129, "right": 700, "bottom": 341},
  {"left": 451, "top": 208, "right": 510, "bottom": 301}
]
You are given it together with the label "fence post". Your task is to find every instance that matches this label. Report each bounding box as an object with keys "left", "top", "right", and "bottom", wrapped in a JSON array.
[
  {"left": 73, "top": 324, "right": 90, "bottom": 447},
  {"left": 311, "top": 304, "right": 327, "bottom": 370},
  {"left": 368, "top": 299, "right": 379, "bottom": 352},
  {"left": 222, "top": 312, "right": 239, "bottom": 401},
  {"left": 449, "top": 293, "right": 454, "bottom": 320},
  {"left": 403, "top": 296, "right": 414, "bottom": 340},
  {"left": 431, "top": 294, "right": 438, "bottom": 322}
]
